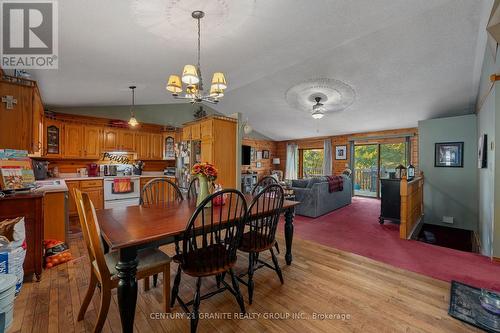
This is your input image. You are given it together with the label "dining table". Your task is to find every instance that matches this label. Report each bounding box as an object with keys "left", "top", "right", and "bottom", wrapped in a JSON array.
[{"left": 96, "top": 195, "right": 300, "bottom": 333}]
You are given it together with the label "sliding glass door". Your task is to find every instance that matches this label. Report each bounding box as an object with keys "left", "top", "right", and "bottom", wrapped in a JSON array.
[
  {"left": 354, "top": 144, "right": 379, "bottom": 197},
  {"left": 354, "top": 141, "right": 408, "bottom": 198}
]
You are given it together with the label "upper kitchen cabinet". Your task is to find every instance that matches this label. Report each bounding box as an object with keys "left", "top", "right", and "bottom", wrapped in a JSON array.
[
  {"left": 150, "top": 133, "right": 163, "bottom": 160},
  {"left": 0, "top": 77, "right": 37, "bottom": 152},
  {"left": 83, "top": 126, "right": 102, "bottom": 159},
  {"left": 200, "top": 119, "right": 214, "bottom": 140},
  {"left": 134, "top": 131, "right": 150, "bottom": 160},
  {"left": 182, "top": 125, "right": 192, "bottom": 141},
  {"left": 103, "top": 128, "right": 118, "bottom": 151},
  {"left": 191, "top": 123, "right": 201, "bottom": 140},
  {"left": 118, "top": 130, "right": 135, "bottom": 151},
  {"left": 43, "top": 118, "right": 64, "bottom": 158},
  {"left": 64, "top": 123, "right": 84, "bottom": 158}
]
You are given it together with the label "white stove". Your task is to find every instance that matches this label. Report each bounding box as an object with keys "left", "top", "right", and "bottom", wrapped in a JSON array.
[{"left": 103, "top": 176, "right": 140, "bottom": 209}]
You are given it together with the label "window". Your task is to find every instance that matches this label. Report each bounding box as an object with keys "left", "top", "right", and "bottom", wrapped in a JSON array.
[{"left": 300, "top": 149, "right": 324, "bottom": 178}]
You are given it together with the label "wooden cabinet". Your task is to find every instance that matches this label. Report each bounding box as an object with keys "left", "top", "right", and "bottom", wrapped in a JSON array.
[
  {"left": 31, "top": 88, "right": 44, "bottom": 155},
  {"left": 43, "top": 118, "right": 64, "bottom": 158},
  {"left": 64, "top": 123, "right": 84, "bottom": 158},
  {"left": 183, "top": 117, "right": 237, "bottom": 188},
  {"left": 135, "top": 132, "right": 150, "bottom": 160},
  {"left": 150, "top": 133, "right": 163, "bottom": 160},
  {"left": 103, "top": 128, "right": 119, "bottom": 151},
  {"left": 66, "top": 181, "right": 80, "bottom": 216},
  {"left": 191, "top": 123, "right": 201, "bottom": 140},
  {"left": 43, "top": 192, "right": 68, "bottom": 242},
  {"left": 200, "top": 119, "right": 213, "bottom": 140},
  {"left": 118, "top": 130, "right": 135, "bottom": 151},
  {"left": 67, "top": 179, "right": 104, "bottom": 216},
  {"left": 83, "top": 126, "right": 101, "bottom": 159},
  {"left": 0, "top": 193, "right": 43, "bottom": 281},
  {"left": 182, "top": 126, "right": 192, "bottom": 141},
  {"left": 0, "top": 81, "right": 34, "bottom": 151}
]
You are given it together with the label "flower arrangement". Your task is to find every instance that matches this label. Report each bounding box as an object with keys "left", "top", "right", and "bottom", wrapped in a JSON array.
[{"left": 191, "top": 162, "right": 218, "bottom": 182}]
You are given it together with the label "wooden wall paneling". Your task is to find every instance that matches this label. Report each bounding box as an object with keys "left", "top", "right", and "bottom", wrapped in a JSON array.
[{"left": 241, "top": 138, "right": 278, "bottom": 180}]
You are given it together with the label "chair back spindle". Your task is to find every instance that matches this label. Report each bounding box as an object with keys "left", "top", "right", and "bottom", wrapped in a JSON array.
[
  {"left": 141, "top": 178, "right": 183, "bottom": 206},
  {"left": 181, "top": 189, "right": 247, "bottom": 276},
  {"left": 251, "top": 175, "right": 278, "bottom": 195},
  {"left": 246, "top": 184, "right": 284, "bottom": 251}
]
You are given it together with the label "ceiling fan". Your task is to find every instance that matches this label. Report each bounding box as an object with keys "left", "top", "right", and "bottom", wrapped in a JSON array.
[{"left": 311, "top": 96, "right": 325, "bottom": 119}]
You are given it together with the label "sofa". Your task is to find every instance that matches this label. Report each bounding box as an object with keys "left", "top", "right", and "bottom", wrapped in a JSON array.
[{"left": 291, "top": 175, "right": 352, "bottom": 218}]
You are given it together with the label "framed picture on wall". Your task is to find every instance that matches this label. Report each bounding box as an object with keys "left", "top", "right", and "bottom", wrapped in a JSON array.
[
  {"left": 250, "top": 147, "right": 256, "bottom": 162},
  {"left": 256, "top": 161, "right": 262, "bottom": 168},
  {"left": 478, "top": 134, "right": 487, "bottom": 169},
  {"left": 335, "top": 145, "right": 347, "bottom": 160},
  {"left": 256, "top": 151, "right": 263, "bottom": 160},
  {"left": 434, "top": 142, "right": 464, "bottom": 167},
  {"left": 263, "top": 150, "right": 270, "bottom": 159}
]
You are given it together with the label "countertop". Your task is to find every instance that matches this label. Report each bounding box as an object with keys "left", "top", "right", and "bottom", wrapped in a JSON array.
[{"left": 55, "top": 172, "right": 176, "bottom": 181}]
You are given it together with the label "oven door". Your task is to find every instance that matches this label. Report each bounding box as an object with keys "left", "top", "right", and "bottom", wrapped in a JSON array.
[{"left": 104, "top": 178, "right": 140, "bottom": 201}]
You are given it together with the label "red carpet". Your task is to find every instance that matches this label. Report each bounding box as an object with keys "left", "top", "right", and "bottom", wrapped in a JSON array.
[{"left": 288, "top": 197, "right": 500, "bottom": 291}]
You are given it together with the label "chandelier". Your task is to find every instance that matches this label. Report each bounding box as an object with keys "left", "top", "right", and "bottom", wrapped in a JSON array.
[
  {"left": 166, "top": 11, "right": 226, "bottom": 104},
  {"left": 128, "top": 86, "right": 139, "bottom": 126}
]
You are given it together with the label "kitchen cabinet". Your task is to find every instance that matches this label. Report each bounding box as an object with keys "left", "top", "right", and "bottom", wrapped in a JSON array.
[
  {"left": 64, "top": 123, "right": 84, "bottom": 158},
  {"left": 135, "top": 132, "right": 150, "bottom": 160},
  {"left": 103, "top": 128, "right": 119, "bottom": 151},
  {"left": 67, "top": 179, "right": 104, "bottom": 217},
  {"left": 183, "top": 116, "right": 237, "bottom": 188},
  {"left": 43, "top": 118, "right": 64, "bottom": 158},
  {"left": 200, "top": 119, "right": 213, "bottom": 140},
  {"left": 83, "top": 126, "right": 101, "bottom": 159},
  {"left": 191, "top": 123, "right": 201, "bottom": 140},
  {"left": 150, "top": 133, "right": 163, "bottom": 160},
  {"left": 31, "top": 88, "right": 44, "bottom": 155},
  {"left": 66, "top": 181, "right": 80, "bottom": 216},
  {"left": 0, "top": 80, "right": 34, "bottom": 151},
  {"left": 182, "top": 125, "right": 192, "bottom": 141},
  {"left": 118, "top": 130, "right": 135, "bottom": 151},
  {"left": 43, "top": 191, "right": 68, "bottom": 242}
]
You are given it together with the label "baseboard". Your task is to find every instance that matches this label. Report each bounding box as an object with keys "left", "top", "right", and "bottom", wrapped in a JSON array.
[{"left": 493, "top": 257, "right": 500, "bottom": 263}]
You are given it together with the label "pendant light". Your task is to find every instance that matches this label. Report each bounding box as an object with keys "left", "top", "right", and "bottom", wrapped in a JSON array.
[
  {"left": 128, "top": 86, "right": 138, "bottom": 127},
  {"left": 166, "top": 10, "right": 227, "bottom": 104}
]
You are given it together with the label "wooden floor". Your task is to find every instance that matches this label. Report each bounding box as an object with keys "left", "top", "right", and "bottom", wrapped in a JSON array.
[{"left": 9, "top": 232, "right": 479, "bottom": 333}]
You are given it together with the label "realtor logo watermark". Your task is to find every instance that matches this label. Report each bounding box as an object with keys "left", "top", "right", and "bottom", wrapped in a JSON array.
[{"left": 1, "top": 0, "right": 58, "bottom": 69}]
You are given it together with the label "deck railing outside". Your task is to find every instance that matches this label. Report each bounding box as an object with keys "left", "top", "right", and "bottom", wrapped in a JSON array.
[{"left": 303, "top": 167, "right": 323, "bottom": 178}]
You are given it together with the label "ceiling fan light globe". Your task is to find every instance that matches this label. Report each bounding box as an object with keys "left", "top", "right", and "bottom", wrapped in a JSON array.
[{"left": 312, "top": 111, "right": 324, "bottom": 119}]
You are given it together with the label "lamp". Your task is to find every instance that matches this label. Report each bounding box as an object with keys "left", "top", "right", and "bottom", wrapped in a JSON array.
[
  {"left": 209, "top": 84, "right": 224, "bottom": 98},
  {"left": 128, "top": 86, "right": 139, "bottom": 127},
  {"left": 166, "top": 75, "right": 182, "bottom": 95},
  {"left": 181, "top": 64, "right": 199, "bottom": 85},
  {"left": 272, "top": 158, "right": 280, "bottom": 165},
  {"left": 211, "top": 72, "right": 227, "bottom": 90}
]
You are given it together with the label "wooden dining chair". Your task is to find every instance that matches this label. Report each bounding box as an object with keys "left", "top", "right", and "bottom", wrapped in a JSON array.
[
  {"left": 238, "top": 184, "right": 285, "bottom": 304},
  {"left": 141, "top": 178, "right": 183, "bottom": 206},
  {"left": 251, "top": 175, "right": 278, "bottom": 195},
  {"left": 74, "top": 189, "right": 172, "bottom": 333},
  {"left": 170, "top": 189, "right": 248, "bottom": 333}
]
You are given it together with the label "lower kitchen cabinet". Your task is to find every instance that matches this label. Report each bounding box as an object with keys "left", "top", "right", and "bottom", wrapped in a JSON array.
[
  {"left": 43, "top": 192, "right": 68, "bottom": 242},
  {"left": 66, "top": 179, "right": 103, "bottom": 217}
]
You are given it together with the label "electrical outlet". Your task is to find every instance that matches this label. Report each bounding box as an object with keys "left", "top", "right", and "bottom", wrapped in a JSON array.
[{"left": 442, "top": 216, "right": 454, "bottom": 224}]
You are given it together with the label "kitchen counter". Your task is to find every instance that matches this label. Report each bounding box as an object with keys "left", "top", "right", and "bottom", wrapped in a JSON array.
[
  {"left": 56, "top": 172, "right": 176, "bottom": 181},
  {"left": 33, "top": 179, "right": 69, "bottom": 193}
]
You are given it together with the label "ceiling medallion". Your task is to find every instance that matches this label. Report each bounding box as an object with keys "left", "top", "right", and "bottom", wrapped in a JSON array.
[
  {"left": 166, "top": 10, "right": 226, "bottom": 104},
  {"left": 285, "top": 78, "right": 356, "bottom": 119}
]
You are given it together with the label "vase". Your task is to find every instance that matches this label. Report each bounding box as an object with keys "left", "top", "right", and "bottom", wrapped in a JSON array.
[{"left": 196, "top": 175, "right": 211, "bottom": 207}]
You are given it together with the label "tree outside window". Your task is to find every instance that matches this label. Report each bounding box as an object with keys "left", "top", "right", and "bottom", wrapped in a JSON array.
[{"left": 302, "top": 149, "right": 324, "bottom": 177}]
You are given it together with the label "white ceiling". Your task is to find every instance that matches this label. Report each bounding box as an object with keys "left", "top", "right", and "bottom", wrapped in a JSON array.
[{"left": 31, "top": 0, "right": 492, "bottom": 140}]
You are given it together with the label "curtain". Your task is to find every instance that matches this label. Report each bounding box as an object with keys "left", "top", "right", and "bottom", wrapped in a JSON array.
[
  {"left": 285, "top": 143, "right": 298, "bottom": 180},
  {"left": 323, "top": 139, "right": 332, "bottom": 176}
]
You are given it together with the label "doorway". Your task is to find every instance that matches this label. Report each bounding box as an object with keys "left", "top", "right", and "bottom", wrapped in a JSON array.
[{"left": 353, "top": 141, "right": 409, "bottom": 198}]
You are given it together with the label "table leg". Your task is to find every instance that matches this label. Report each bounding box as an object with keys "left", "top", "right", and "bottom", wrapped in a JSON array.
[
  {"left": 116, "top": 247, "right": 138, "bottom": 333},
  {"left": 284, "top": 207, "right": 295, "bottom": 265}
]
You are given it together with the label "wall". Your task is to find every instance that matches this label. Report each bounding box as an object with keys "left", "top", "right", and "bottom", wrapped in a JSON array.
[
  {"left": 52, "top": 103, "right": 220, "bottom": 128},
  {"left": 418, "top": 115, "right": 478, "bottom": 231},
  {"left": 275, "top": 128, "right": 418, "bottom": 176},
  {"left": 241, "top": 137, "right": 278, "bottom": 179}
]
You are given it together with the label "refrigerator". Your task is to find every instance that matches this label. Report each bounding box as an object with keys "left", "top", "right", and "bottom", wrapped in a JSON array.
[{"left": 175, "top": 140, "right": 201, "bottom": 190}]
